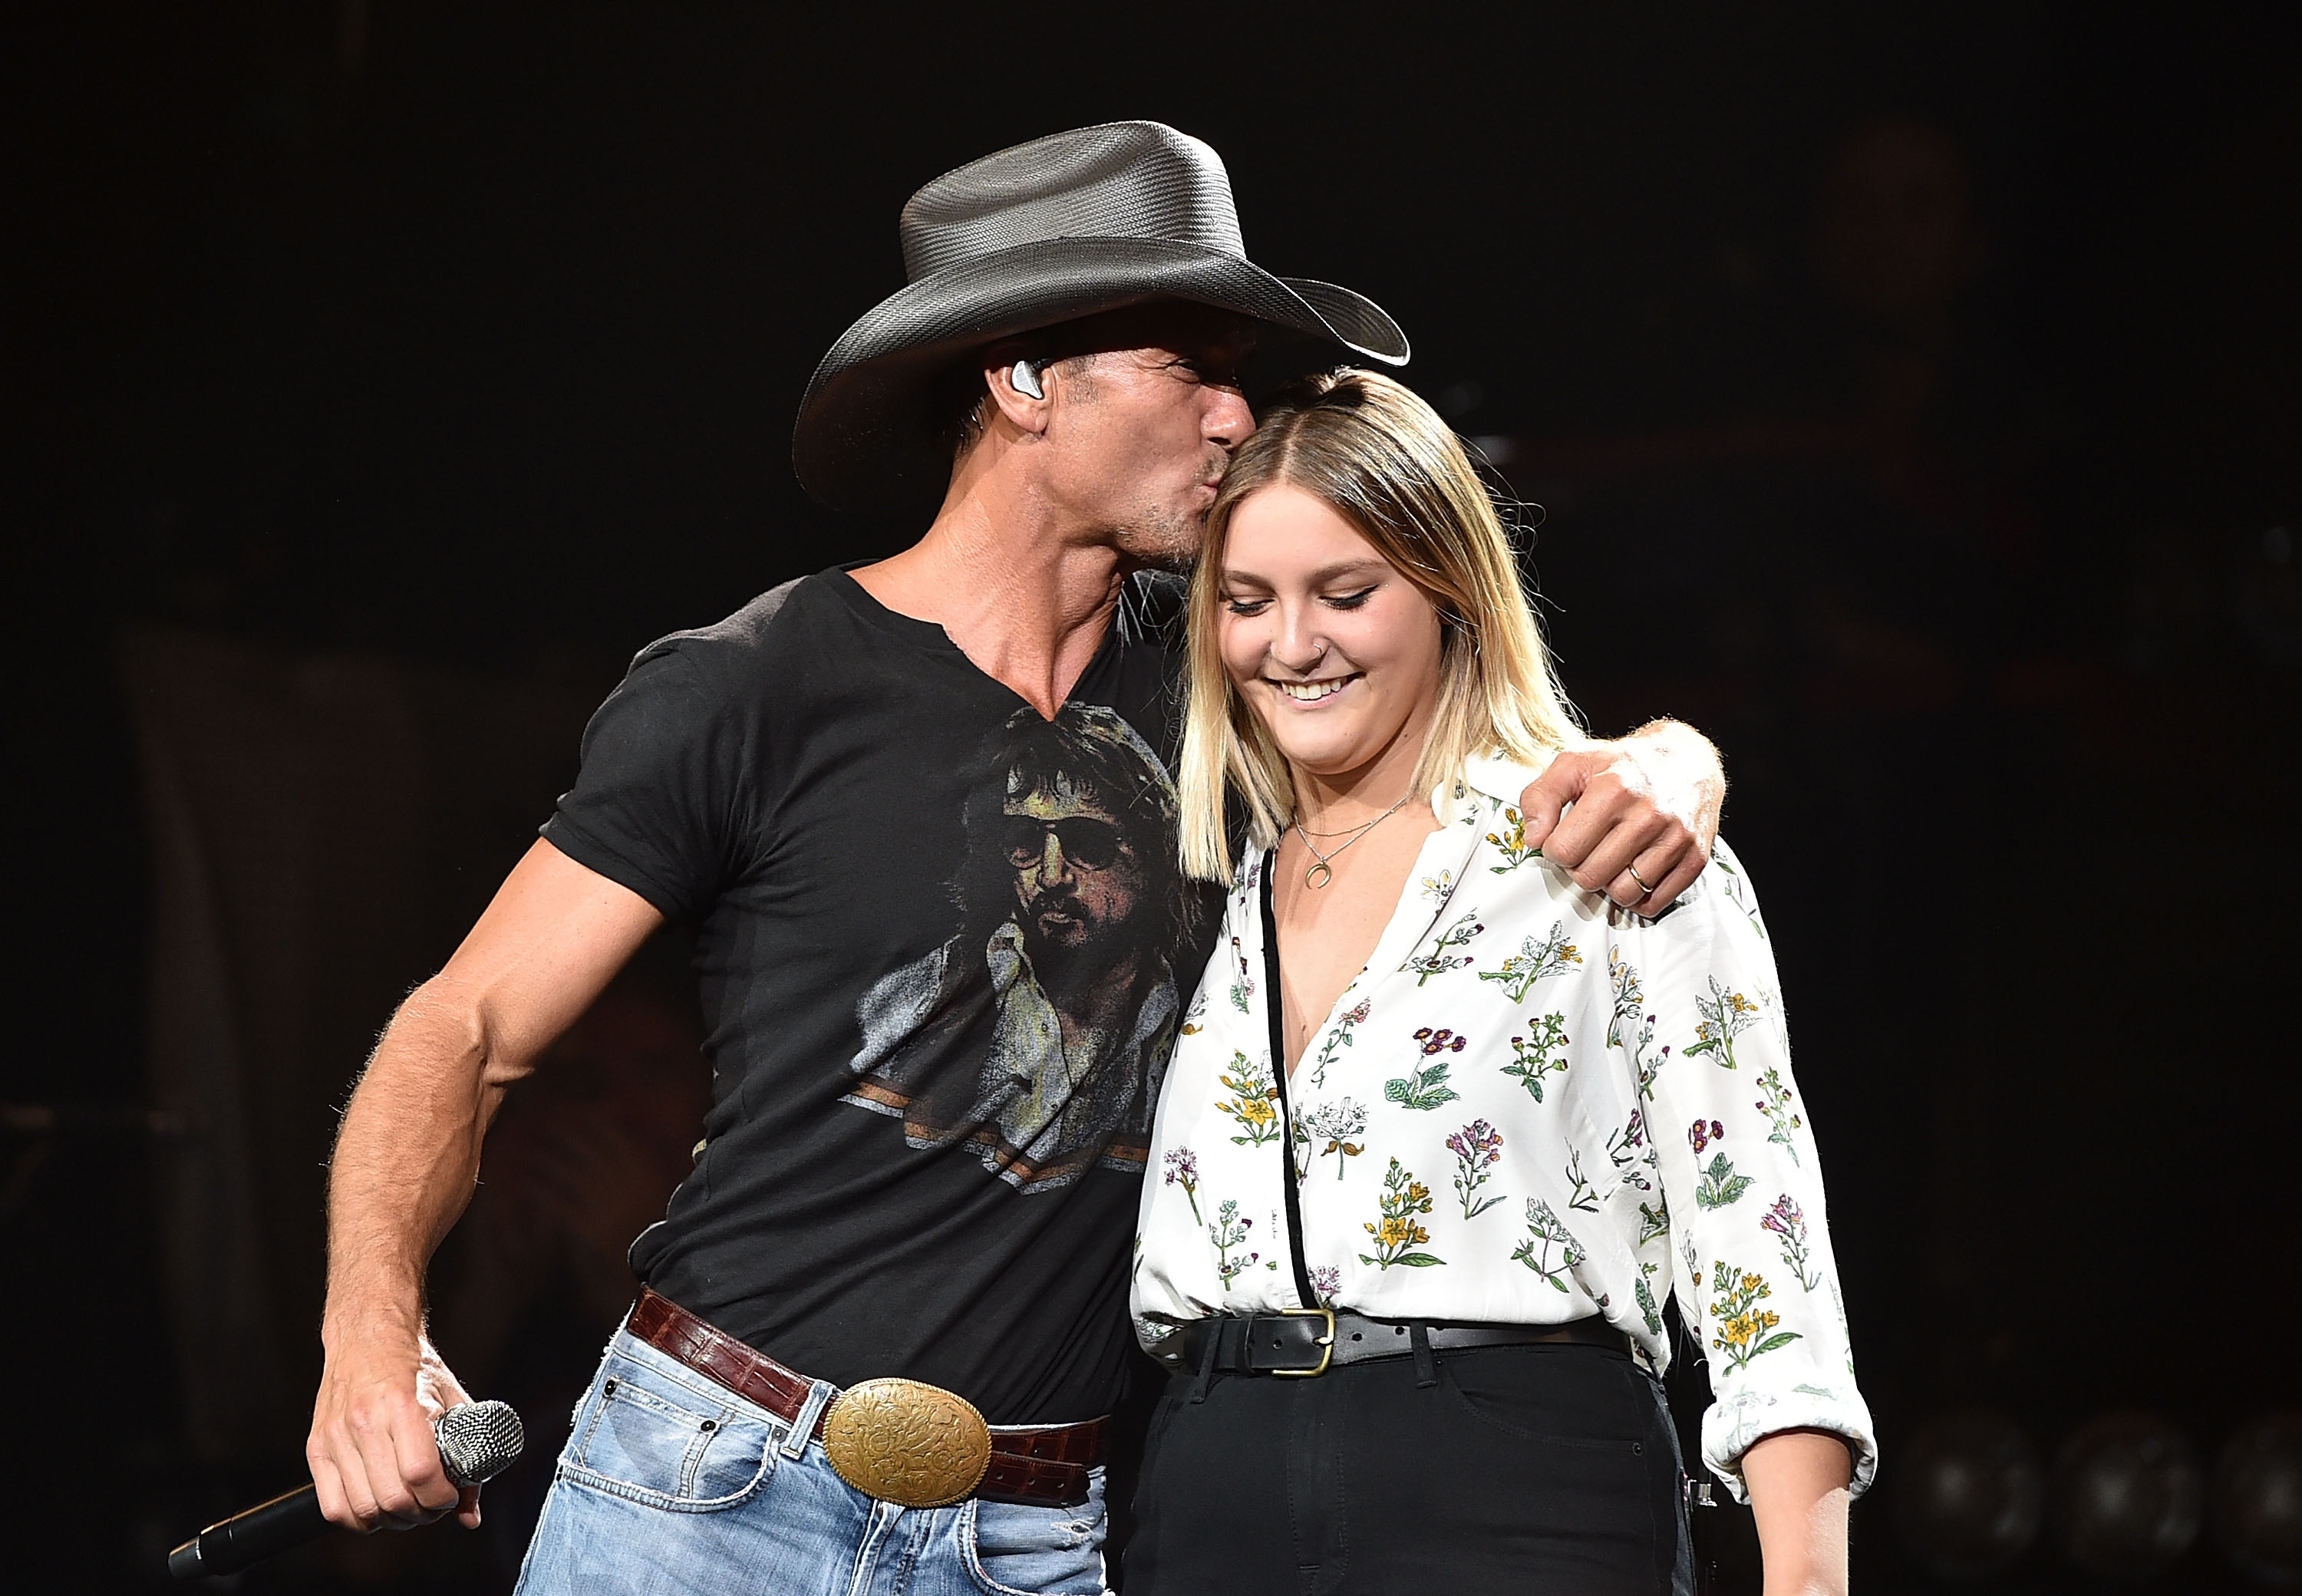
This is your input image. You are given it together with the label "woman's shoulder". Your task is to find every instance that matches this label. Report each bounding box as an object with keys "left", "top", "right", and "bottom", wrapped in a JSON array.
[
  {"left": 1678, "top": 833, "right": 1769, "bottom": 937},
  {"left": 1453, "top": 750, "right": 1555, "bottom": 816},
  {"left": 1451, "top": 751, "right": 1771, "bottom": 936},
  {"left": 1443, "top": 753, "right": 1615, "bottom": 932}
]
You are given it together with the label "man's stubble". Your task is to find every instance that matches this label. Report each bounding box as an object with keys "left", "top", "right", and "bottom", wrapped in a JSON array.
[{"left": 1113, "top": 501, "right": 1205, "bottom": 575}]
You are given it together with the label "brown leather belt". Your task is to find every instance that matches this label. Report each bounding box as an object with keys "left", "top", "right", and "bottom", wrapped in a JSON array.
[{"left": 626, "top": 1290, "right": 1105, "bottom": 1508}]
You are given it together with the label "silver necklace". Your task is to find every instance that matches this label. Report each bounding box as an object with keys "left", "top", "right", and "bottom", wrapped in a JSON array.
[{"left": 1292, "top": 790, "right": 1413, "bottom": 889}]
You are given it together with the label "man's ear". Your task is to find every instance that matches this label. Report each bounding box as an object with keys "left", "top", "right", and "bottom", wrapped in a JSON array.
[{"left": 984, "top": 351, "right": 1051, "bottom": 436}]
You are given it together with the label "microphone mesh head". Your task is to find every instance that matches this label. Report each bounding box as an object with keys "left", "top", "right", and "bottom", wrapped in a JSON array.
[{"left": 434, "top": 1400, "right": 526, "bottom": 1488}]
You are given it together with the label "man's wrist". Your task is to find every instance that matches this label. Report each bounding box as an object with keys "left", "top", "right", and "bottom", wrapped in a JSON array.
[{"left": 321, "top": 1297, "right": 424, "bottom": 1358}]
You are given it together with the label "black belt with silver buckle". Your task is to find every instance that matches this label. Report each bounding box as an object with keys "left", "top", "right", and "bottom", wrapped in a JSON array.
[{"left": 1167, "top": 1309, "right": 1634, "bottom": 1378}]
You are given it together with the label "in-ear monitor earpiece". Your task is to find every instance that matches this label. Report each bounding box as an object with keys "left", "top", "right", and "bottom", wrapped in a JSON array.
[{"left": 1011, "top": 359, "right": 1044, "bottom": 400}]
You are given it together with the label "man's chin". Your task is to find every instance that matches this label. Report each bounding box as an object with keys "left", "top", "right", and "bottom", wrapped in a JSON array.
[
  {"left": 1137, "top": 541, "right": 1199, "bottom": 575},
  {"left": 1116, "top": 509, "right": 1205, "bottom": 572}
]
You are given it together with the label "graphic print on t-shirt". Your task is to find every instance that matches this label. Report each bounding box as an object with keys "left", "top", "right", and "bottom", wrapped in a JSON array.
[{"left": 846, "top": 702, "right": 1195, "bottom": 1192}]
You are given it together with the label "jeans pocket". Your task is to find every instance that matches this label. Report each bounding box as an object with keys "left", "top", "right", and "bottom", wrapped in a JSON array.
[
  {"left": 961, "top": 1475, "right": 1108, "bottom": 1596},
  {"left": 562, "top": 1351, "right": 780, "bottom": 1512},
  {"left": 1436, "top": 1346, "right": 1648, "bottom": 1453}
]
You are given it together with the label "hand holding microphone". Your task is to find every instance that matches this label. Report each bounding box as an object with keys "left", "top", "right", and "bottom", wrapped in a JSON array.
[{"left": 169, "top": 1400, "right": 525, "bottom": 1580}]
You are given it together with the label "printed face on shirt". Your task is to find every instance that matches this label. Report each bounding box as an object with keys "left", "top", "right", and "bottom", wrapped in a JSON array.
[
  {"left": 1001, "top": 774, "right": 1148, "bottom": 975},
  {"left": 1216, "top": 483, "right": 1446, "bottom": 783},
  {"left": 844, "top": 702, "right": 1200, "bottom": 1192}
]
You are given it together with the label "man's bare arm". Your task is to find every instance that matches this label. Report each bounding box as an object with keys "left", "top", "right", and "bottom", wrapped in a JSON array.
[
  {"left": 1516, "top": 719, "right": 1726, "bottom": 910},
  {"left": 308, "top": 839, "right": 663, "bottom": 1532}
]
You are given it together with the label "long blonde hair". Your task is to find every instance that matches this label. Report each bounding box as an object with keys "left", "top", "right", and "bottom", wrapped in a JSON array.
[{"left": 1176, "top": 369, "right": 1582, "bottom": 883}]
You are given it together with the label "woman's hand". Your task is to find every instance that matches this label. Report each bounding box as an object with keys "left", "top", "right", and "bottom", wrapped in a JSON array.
[
  {"left": 1743, "top": 1429, "right": 1853, "bottom": 1596},
  {"left": 1517, "top": 720, "right": 1726, "bottom": 909}
]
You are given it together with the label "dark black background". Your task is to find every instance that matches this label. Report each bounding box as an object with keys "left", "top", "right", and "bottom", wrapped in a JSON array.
[{"left": 4, "top": 2, "right": 2296, "bottom": 1591}]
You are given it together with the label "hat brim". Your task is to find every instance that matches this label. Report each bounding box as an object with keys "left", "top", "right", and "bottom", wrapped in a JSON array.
[{"left": 792, "top": 236, "right": 1409, "bottom": 513}]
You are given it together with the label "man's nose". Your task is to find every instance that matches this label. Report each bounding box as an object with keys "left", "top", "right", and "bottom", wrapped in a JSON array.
[
  {"left": 1037, "top": 831, "right": 1076, "bottom": 886},
  {"left": 1205, "top": 385, "right": 1255, "bottom": 449}
]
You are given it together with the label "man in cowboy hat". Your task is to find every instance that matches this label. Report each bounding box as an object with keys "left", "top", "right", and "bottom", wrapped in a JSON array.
[{"left": 305, "top": 122, "right": 1726, "bottom": 1591}]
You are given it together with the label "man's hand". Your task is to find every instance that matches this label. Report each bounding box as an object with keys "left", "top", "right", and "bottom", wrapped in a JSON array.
[
  {"left": 308, "top": 1329, "right": 482, "bottom": 1532},
  {"left": 1518, "top": 721, "right": 1726, "bottom": 911}
]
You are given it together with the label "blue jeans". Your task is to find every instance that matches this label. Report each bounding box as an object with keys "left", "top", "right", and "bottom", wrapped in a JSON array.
[{"left": 514, "top": 1321, "right": 1109, "bottom": 1595}]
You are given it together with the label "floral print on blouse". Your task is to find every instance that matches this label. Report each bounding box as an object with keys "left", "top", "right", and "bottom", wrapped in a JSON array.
[{"left": 1132, "top": 755, "right": 1877, "bottom": 1500}]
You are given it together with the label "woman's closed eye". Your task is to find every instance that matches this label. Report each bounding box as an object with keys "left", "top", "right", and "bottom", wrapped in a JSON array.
[{"left": 1222, "top": 585, "right": 1374, "bottom": 616}]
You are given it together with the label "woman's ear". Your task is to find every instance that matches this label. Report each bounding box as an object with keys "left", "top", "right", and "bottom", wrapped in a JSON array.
[{"left": 1433, "top": 598, "right": 1469, "bottom": 656}]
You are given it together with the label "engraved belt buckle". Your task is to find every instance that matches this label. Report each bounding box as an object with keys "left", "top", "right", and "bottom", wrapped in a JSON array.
[
  {"left": 820, "top": 1377, "right": 993, "bottom": 1509},
  {"left": 1270, "top": 1307, "right": 1337, "bottom": 1378}
]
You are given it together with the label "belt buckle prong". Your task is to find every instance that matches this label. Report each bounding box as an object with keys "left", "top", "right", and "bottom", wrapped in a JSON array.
[{"left": 1271, "top": 1307, "right": 1336, "bottom": 1378}]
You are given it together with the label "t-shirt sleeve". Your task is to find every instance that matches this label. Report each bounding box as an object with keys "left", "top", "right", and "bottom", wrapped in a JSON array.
[{"left": 540, "top": 641, "right": 754, "bottom": 923}]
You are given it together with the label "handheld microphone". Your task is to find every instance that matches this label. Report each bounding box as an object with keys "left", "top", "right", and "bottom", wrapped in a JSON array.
[{"left": 167, "top": 1400, "right": 525, "bottom": 1581}]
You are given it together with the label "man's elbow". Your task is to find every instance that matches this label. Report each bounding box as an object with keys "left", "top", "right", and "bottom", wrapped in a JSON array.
[{"left": 359, "top": 975, "right": 508, "bottom": 1096}]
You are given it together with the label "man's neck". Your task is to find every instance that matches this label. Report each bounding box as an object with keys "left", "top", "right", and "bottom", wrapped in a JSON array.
[{"left": 850, "top": 469, "right": 1129, "bottom": 721}]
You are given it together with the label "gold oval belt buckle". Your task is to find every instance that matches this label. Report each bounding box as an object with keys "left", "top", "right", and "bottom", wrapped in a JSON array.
[{"left": 820, "top": 1377, "right": 993, "bottom": 1509}]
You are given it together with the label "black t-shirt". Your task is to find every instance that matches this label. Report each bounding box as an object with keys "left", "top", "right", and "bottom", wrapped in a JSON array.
[{"left": 541, "top": 568, "right": 1215, "bottom": 1423}]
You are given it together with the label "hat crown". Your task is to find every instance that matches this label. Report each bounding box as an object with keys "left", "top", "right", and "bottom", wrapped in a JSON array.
[{"left": 900, "top": 120, "right": 1245, "bottom": 283}]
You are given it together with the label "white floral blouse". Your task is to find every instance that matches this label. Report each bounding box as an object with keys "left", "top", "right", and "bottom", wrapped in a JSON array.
[{"left": 1132, "top": 754, "right": 1877, "bottom": 1499}]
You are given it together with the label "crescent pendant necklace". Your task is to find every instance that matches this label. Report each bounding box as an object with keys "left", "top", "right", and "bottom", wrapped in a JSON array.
[{"left": 1293, "top": 790, "right": 1414, "bottom": 889}]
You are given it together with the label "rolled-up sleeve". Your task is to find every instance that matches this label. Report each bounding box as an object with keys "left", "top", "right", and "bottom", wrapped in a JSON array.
[{"left": 1640, "top": 840, "right": 1878, "bottom": 1500}]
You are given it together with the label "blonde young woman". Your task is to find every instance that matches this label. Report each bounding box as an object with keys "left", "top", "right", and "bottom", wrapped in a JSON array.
[{"left": 1126, "top": 371, "right": 1875, "bottom": 1594}]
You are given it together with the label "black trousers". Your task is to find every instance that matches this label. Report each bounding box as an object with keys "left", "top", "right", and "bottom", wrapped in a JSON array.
[{"left": 1123, "top": 1340, "right": 1694, "bottom": 1596}]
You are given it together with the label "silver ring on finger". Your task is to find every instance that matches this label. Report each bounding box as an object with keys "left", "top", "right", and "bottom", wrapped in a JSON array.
[{"left": 1626, "top": 862, "right": 1656, "bottom": 899}]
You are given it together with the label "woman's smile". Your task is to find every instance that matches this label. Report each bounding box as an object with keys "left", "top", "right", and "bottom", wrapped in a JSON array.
[{"left": 1265, "top": 672, "right": 1361, "bottom": 704}]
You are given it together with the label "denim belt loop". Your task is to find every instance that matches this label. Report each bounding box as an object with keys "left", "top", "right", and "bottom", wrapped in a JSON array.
[{"left": 783, "top": 1380, "right": 834, "bottom": 1459}]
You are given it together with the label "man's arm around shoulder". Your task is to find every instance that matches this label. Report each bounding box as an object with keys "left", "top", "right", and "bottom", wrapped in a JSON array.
[
  {"left": 1516, "top": 720, "right": 1727, "bottom": 912},
  {"left": 308, "top": 839, "right": 662, "bottom": 1532}
]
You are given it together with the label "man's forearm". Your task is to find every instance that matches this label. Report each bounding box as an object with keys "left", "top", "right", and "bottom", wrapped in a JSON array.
[
  {"left": 306, "top": 839, "right": 660, "bottom": 1532},
  {"left": 1628, "top": 717, "right": 1725, "bottom": 790},
  {"left": 1625, "top": 717, "right": 1727, "bottom": 862},
  {"left": 322, "top": 979, "right": 516, "bottom": 1350}
]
